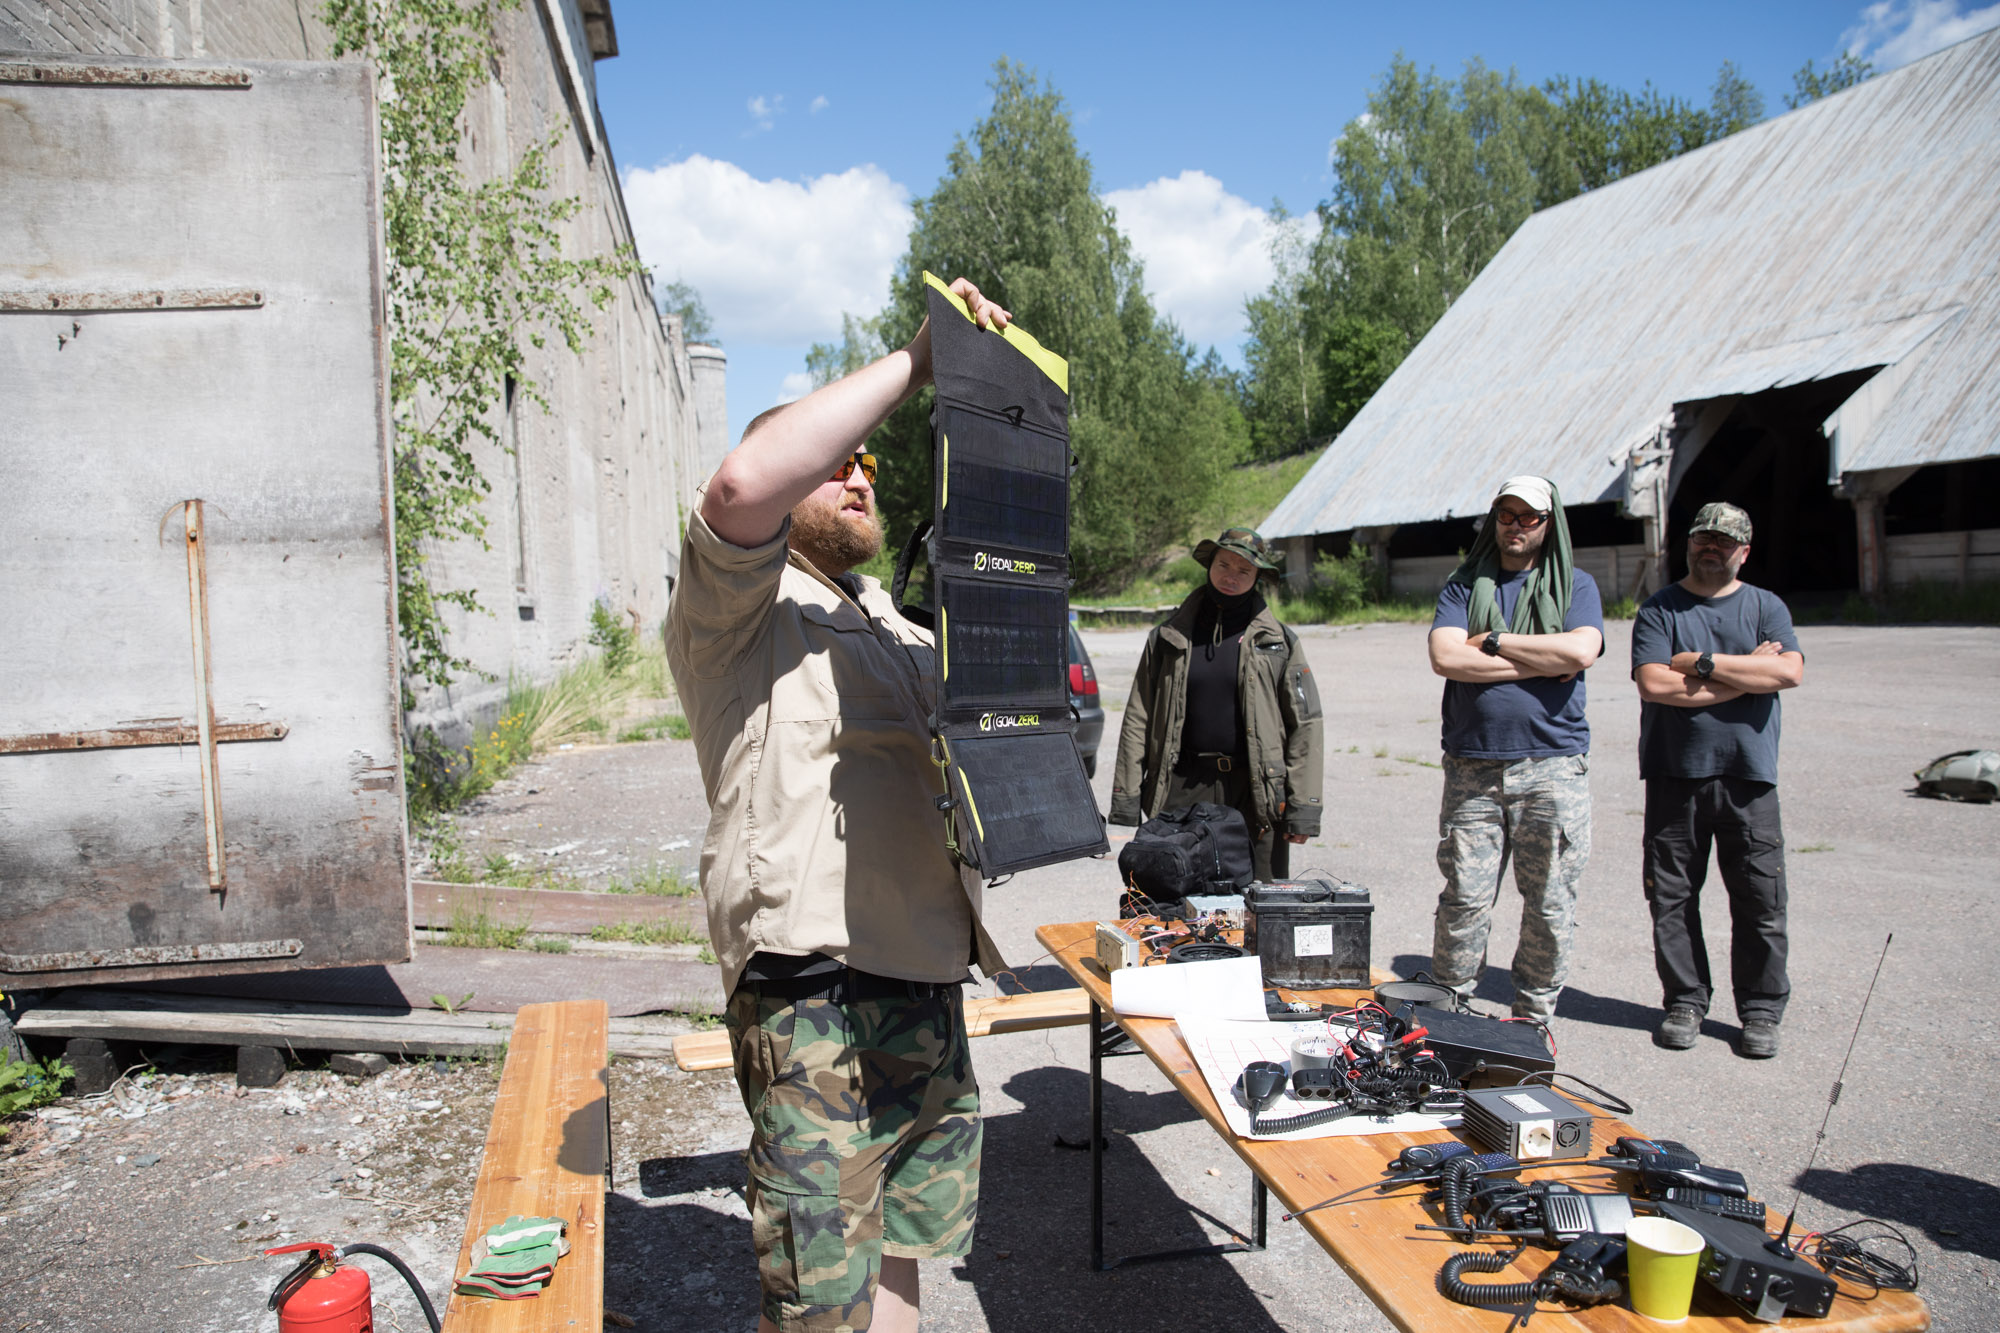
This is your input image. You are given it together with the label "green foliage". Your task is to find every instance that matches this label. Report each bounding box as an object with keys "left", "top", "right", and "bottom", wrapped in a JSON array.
[
  {"left": 864, "top": 60, "right": 1245, "bottom": 592},
  {"left": 806, "top": 313, "right": 888, "bottom": 389},
  {"left": 0, "top": 1054, "right": 73, "bottom": 1125},
  {"left": 1240, "top": 209, "right": 1323, "bottom": 460},
  {"left": 1787, "top": 52, "right": 1875, "bottom": 109},
  {"left": 1237, "top": 54, "right": 1769, "bottom": 455},
  {"left": 1325, "top": 57, "right": 1540, "bottom": 343},
  {"left": 1275, "top": 550, "right": 1432, "bottom": 626},
  {"left": 605, "top": 863, "right": 700, "bottom": 896},
  {"left": 442, "top": 893, "right": 530, "bottom": 949},
  {"left": 405, "top": 709, "right": 533, "bottom": 827},
  {"left": 430, "top": 991, "right": 476, "bottom": 1014},
  {"left": 588, "top": 598, "right": 638, "bottom": 675},
  {"left": 590, "top": 919, "right": 704, "bottom": 946},
  {"left": 617, "top": 713, "right": 692, "bottom": 743},
  {"left": 530, "top": 935, "right": 574, "bottom": 953},
  {"left": 323, "top": 0, "right": 641, "bottom": 695},
  {"left": 1813, "top": 579, "right": 2000, "bottom": 625},
  {"left": 653, "top": 276, "right": 715, "bottom": 342}
]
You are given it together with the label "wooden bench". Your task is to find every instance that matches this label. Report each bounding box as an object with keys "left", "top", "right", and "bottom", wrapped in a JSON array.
[
  {"left": 441, "top": 1000, "right": 609, "bottom": 1331},
  {"left": 670, "top": 987, "right": 1094, "bottom": 1070}
]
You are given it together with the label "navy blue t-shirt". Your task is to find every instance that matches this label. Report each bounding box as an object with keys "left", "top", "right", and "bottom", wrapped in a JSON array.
[
  {"left": 1631, "top": 582, "right": 1800, "bottom": 783},
  {"left": 1432, "top": 568, "right": 1604, "bottom": 759}
]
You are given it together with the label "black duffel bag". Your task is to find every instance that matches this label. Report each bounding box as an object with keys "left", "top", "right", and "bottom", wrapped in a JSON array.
[{"left": 1117, "top": 802, "right": 1255, "bottom": 906}]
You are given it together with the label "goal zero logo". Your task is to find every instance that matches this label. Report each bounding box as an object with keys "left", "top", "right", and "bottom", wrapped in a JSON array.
[
  {"left": 972, "top": 550, "right": 1036, "bottom": 575},
  {"left": 979, "top": 712, "right": 1040, "bottom": 732}
]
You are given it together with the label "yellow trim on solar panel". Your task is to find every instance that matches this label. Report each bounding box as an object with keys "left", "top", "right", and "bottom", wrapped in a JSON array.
[{"left": 922, "top": 270, "right": 1068, "bottom": 394}]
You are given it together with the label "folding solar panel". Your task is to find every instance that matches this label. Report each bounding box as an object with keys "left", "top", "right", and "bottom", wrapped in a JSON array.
[{"left": 921, "top": 272, "right": 1108, "bottom": 877}]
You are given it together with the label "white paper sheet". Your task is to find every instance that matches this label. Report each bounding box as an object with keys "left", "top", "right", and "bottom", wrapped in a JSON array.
[
  {"left": 1109, "top": 954, "right": 1267, "bottom": 1020},
  {"left": 1178, "top": 1015, "right": 1466, "bottom": 1141}
]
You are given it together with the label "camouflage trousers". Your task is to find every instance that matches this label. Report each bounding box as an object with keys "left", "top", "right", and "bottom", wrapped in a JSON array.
[
  {"left": 725, "top": 983, "right": 980, "bottom": 1333},
  {"left": 1432, "top": 753, "right": 1592, "bottom": 1021}
]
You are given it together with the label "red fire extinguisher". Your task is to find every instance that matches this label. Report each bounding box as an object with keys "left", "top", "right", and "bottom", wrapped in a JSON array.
[{"left": 265, "top": 1241, "right": 440, "bottom": 1333}]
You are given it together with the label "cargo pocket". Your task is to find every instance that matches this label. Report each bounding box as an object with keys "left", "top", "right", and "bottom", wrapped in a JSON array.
[{"left": 747, "top": 1138, "right": 856, "bottom": 1308}]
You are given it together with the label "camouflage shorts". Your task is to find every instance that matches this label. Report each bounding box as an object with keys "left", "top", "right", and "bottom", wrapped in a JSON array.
[{"left": 725, "top": 983, "right": 981, "bottom": 1333}]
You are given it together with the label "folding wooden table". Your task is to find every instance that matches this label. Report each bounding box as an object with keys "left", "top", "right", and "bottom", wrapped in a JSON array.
[{"left": 1035, "top": 921, "right": 1929, "bottom": 1332}]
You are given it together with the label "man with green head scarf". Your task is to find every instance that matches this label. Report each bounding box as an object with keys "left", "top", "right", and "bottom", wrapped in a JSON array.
[{"left": 1425, "top": 476, "right": 1605, "bottom": 1021}]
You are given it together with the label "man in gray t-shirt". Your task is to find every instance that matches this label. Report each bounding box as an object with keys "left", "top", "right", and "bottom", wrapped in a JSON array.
[{"left": 1631, "top": 502, "right": 1804, "bottom": 1059}]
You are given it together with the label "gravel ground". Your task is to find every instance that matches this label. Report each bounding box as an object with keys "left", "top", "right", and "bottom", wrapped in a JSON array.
[{"left": 5, "top": 620, "right": 1994, "bottom": 1332}]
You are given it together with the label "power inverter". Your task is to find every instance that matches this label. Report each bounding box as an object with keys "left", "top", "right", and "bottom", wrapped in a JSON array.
[{"left": 1460, "top": 1086, "right": 1593, "bottom": 1160}]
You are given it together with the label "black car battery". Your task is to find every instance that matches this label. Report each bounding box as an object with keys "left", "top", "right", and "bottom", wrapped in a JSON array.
[{"left": 1243, "top": 879, "right": 1372, "bottom": 988}]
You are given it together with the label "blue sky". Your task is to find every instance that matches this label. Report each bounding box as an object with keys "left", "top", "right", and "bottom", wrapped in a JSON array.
[{"left": 593, "top": 0, "right": 2000, "bottom": 448}]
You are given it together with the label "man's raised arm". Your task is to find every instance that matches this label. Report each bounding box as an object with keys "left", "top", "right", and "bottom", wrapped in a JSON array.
[{"left": 701, "top": 278, "right": 1010, "bottom": 548}]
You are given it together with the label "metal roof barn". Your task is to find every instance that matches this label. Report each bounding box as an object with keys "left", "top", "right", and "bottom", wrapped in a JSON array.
[{"left": 1264, "top": 29, "right": 2000, "bottom": 555}]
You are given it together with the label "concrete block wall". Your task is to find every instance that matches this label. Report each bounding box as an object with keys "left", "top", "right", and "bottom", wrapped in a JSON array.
[{"left": 13, "top": 1, "right": 713, "bottom": 746}]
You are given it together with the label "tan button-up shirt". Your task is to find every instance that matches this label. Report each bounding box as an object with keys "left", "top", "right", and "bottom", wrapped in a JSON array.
[{"left": 665, "top": 506, "right": 1004, "bottom": 997}]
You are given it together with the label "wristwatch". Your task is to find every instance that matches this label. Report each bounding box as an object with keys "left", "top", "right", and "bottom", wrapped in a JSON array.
[
  {"left": 1481, "top": 631, "right": 1503, "bottom": 656},
  {"left": 1695, "top": 651, "right": 1715, "bottom": 679}
]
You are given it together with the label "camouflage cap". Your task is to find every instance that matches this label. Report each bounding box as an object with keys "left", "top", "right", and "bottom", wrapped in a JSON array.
[
  {"left": 1689, "top": 501, "right": 1754, "bottom": 544},
  {"left": 1193, "top": 526, "right": 1283, "bottom": 572}
]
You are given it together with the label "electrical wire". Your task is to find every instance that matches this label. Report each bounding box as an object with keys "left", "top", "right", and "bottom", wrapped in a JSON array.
[{"left": 1800, "top": 1220, "right": 1920, "bottom": 1296}]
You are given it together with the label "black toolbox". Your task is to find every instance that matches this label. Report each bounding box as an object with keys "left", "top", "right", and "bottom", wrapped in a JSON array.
[{"left": 1243, "top": 879, "right": 1372, "bottom": 988}]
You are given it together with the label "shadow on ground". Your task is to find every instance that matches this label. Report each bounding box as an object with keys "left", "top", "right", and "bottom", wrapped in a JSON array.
[
  {"left": 1389, "top": 953, "right": 1672, "bottom": 1036},
  {"left": 1800, "top": 1162, "right": 2000, "bottom": 1264},
  {"left": 600, "top": 1066, "right": 1286, "bottom": 1333}
]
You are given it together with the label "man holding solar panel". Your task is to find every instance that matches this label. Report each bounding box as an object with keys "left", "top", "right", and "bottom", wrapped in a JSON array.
[{"left": 665, "top": 277, "right": 1013, "bottom": 1333}]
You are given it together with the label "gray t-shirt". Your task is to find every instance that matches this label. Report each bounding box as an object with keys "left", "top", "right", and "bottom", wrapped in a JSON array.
[{"left": 1631, "top": 582, "right": 1800, "bottom": 783}]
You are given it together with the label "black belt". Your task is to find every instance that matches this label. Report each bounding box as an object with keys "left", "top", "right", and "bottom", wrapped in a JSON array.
[
  {"left": 1178, "top": 751, "right": 1246, "bottom": 774},
  {"left": 749, "top": 967, "right": 960, "bottom": 1005}
]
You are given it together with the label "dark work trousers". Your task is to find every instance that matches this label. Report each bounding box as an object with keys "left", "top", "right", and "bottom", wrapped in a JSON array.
[
  {"left": 1642, "top": 775, "right": 1791, "bottom": 1024},
  {"left": 1159, "top": 761, "right": 1290, "bottom": 881}
]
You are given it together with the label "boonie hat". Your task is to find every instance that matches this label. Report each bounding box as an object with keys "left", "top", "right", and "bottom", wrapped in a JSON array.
[
  {"left": 1193, "top": 526, "right": 1282, "bottom": 572},
  {"left": 1689, "top": 501, "right": 1754, "bottom": 544},
  {"left": 1493, "top": 475, "right": 1555, "bottom": 513}
]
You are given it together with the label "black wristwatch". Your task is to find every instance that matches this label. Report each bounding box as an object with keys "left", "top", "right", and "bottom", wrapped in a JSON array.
[
  {"left": 1481, "top": 631, "right": 1503, "bottom": 656},
  {"left": 1694, "top": 651, "right": 1715, "bottom": 679}
]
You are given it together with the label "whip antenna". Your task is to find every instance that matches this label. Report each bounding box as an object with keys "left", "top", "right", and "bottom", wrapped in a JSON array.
[{"left": 1770, "top": 932, "right": 1892, "bottom": 1259}]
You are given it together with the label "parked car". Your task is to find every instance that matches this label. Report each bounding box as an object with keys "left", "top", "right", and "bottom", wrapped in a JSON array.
[{"left": 1067, "top": 620, "right": 1105, "bottom": 778}]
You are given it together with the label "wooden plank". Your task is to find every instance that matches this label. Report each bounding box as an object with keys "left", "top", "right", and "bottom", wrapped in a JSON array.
[
  {"left": 410, "top": 881, "right": 704, "bottom": 933},
  {"left": 669, "top": 988, "right": 1094, "bottom": 1072},
  {"left": 14, "top": 989, "right": 683, "bottom": 1061},
  {"left": 441, "top": 1001, "right": 607, "bottom": 1332},
  {"left": 1036, "top": 921, "right": 1930, "bottom": 1333}
]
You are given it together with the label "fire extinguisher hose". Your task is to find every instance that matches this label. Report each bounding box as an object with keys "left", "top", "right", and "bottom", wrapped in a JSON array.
[{"left": 337, "top": 1243, "right": 442, "bottom": 1333}]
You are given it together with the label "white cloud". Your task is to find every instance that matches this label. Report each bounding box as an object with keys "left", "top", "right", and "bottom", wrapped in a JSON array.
[
  {"left": 746, "top": 94, "right": 784, "bottom": 133},
  {"left": 778, "top": 371, "right": 814, "bottom": 403},
  {"left": 1843, "top": 0, "right": 2000, "bottom": 67},
  {"left": 623, "top": 155, "right": 912, "bottom": 344},
  {"left": 809, "top": 95, "right": 829, "bottom": 114},
  {"left": 1103, "top": 171, "right": 1304, "bottom": 347}
]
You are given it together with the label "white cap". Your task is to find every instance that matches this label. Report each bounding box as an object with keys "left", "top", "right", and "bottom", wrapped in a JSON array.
[{"left": 1494, "top": 475, "right": 1554, "bottom": 512}]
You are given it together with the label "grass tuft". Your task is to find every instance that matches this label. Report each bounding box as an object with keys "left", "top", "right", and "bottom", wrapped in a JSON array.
[
  {"left": 605, "top": 863, "right": 700, "bottom": 897},
  {"left": 442, "top": 894, "right": 531, "bottom": 950},
  {"left": 618, "top": 714, "right": 692, "bottom": 744},
  {"left": 590, "top": 919, "right": 704, "bottom": 947}
]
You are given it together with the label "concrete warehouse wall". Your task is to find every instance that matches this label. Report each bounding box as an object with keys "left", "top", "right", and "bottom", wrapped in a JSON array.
[{"left": 6, "top": 0, "right": 721, "bottom": 747}]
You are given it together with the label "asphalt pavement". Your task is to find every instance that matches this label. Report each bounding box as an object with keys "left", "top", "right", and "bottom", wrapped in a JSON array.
[{"left": 934, "top": 619, "right": 2000, "bottom": 1333}]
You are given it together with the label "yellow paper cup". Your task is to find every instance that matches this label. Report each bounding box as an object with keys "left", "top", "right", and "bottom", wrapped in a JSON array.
[{"left": 1626, "top": 1216, "right": 1706, "bottom": 1321}]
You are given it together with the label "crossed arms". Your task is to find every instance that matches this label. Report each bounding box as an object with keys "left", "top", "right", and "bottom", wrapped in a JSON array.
[
  {"left": 1635, "top": 641, "right": 1804, "bottom": 707},
  {"left": 1428, "top": 626, "right": 1604, "bottom": 684}
]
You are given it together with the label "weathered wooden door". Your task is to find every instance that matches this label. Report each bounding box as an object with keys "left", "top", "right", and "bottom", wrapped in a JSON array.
[{"left": 0, "top": 54, "right": 409, "bottom": 987}]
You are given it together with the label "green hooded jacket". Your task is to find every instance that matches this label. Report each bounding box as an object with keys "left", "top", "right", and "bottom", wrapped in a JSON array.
[{"left": 1108, "top": 587, "right": 1324, "bottom": 837}]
